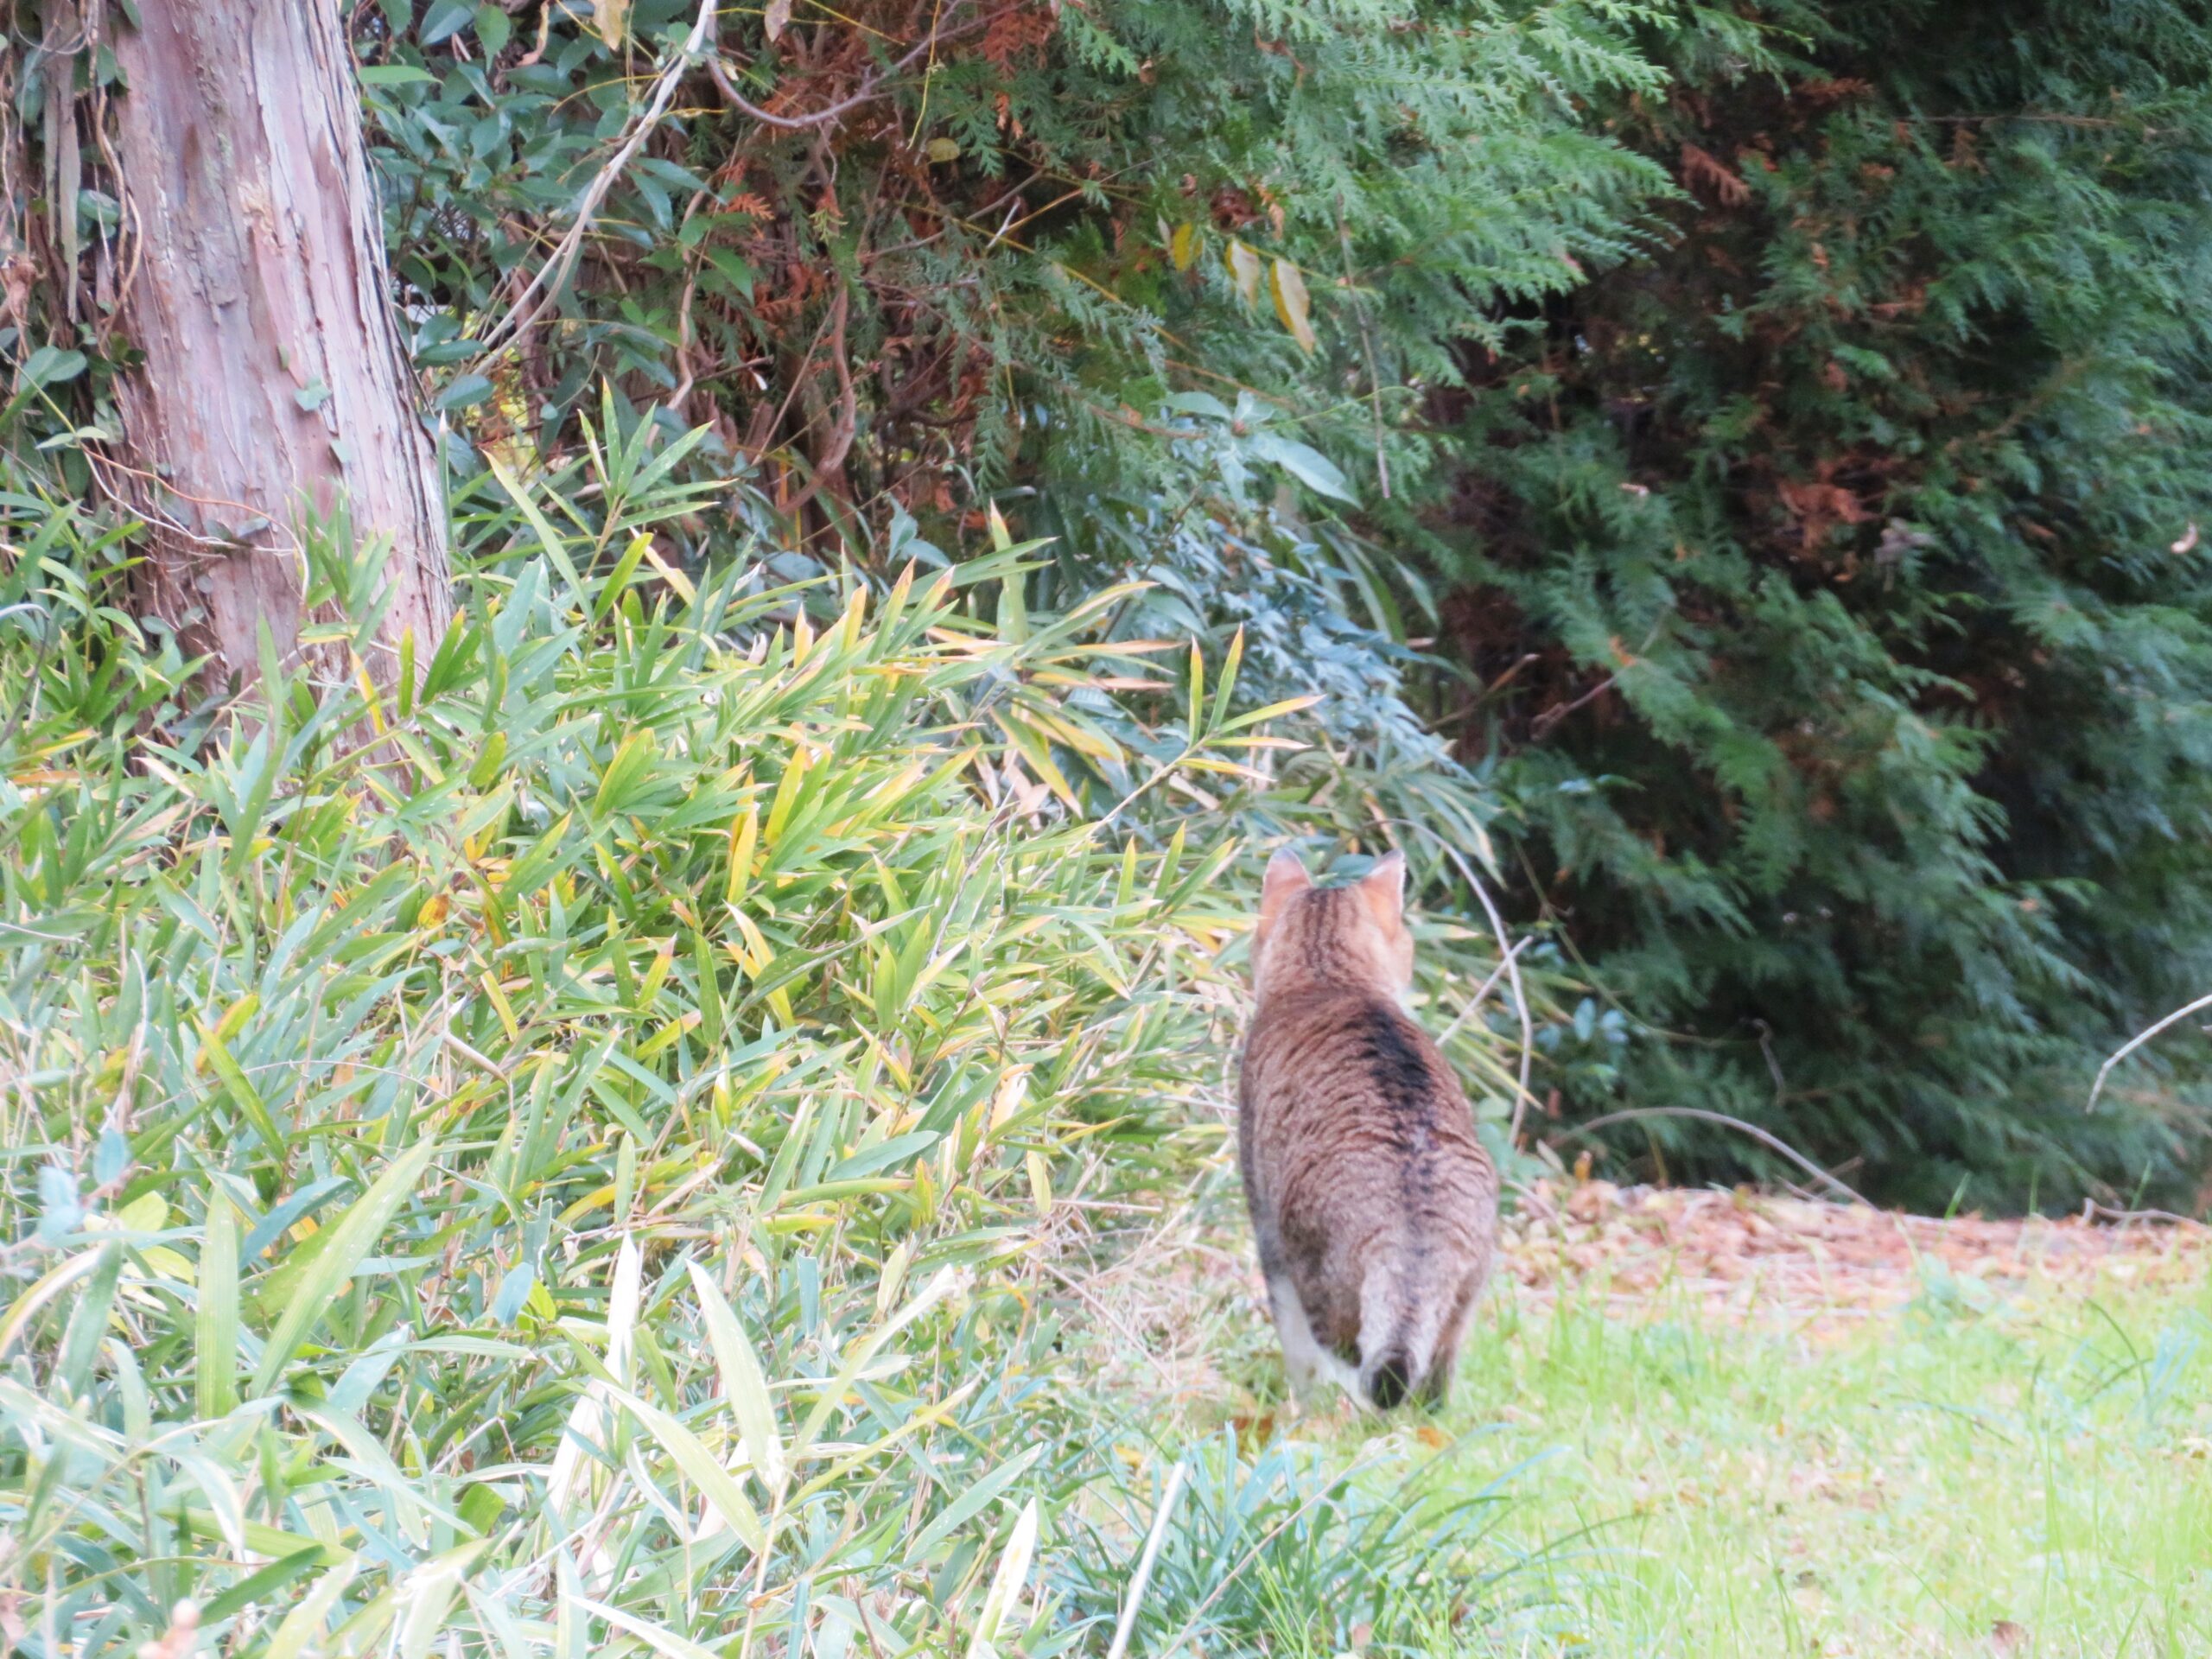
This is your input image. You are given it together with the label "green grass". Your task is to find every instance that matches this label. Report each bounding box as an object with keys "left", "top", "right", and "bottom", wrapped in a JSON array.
[
  {"left": 1282, "top": 1264, "right": 2212, "bottom": 1656},
  {"left": 1073, "top": 1157, "right": 2212, "bottom": 1656},
  {"left": 1513, "top": 1278, "right": 2212, "bottom": 1655}
]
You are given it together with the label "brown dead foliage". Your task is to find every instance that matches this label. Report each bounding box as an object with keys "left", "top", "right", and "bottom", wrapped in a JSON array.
[{"left": 1506, "top": 1178, "right": 2209, "bottom": 1339}]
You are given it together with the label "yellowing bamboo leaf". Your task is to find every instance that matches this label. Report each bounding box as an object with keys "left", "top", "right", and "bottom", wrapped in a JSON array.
[
  {"left": 963, "top": 1499, "right": 1039, "bottom": 1659},
  {"left": 726, "top": 800, "right": 760, "bottom": 906},
  {"left": 641, "top": 541, "right": 696, "bottom": 604},
  {"left": 1224, "top": 238, "right": 1262, "bottom": 307},
  {"left": 728, "top": 907, "right": 773, "bottom": 976},
  {"left": 1270, "top": 257, "right": 1317, "bottom": 353}
]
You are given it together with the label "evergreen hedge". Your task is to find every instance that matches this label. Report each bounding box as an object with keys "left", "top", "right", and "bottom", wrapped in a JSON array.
[{"left": 1442, "top": 1, "right": 2212, "bottom": 1210}]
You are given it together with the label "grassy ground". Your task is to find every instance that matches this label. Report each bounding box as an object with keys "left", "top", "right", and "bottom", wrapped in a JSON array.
[
  {"left": 1070, "top": 1168, "right": 2212, "bottom": 1656},
  {"left": 1459, "top": 1262, "right": 2212, "bottom": 1656}
]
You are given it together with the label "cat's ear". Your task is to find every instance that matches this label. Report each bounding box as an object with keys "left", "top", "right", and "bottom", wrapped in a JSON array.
[
  {"left": 1258, "top": 848, "right": 1313, "bottom": 933},
  {"left": 1357, "top": 850, "right": 1408, "bottom": 925}
]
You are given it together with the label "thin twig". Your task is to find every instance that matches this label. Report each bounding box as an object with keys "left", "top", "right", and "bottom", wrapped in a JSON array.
[
  {"left": 779, "top": 283, "right": 856, "bottom": 522},
  {"left": 1433, "top": 932, "right": 1534, "bottom": 1055},
  {"left": 2082, "top": 1201, "right": 2208, "bottom": 1230},
  {"left": 472, "top": 0, "right": 717, "bottom": 367},
  {"left": 2085, "top": 989, "right": 2212, "bottom": 1113},
  {"left": 1104, "top": 1459, "right": 1187, "bottom": 1659},
  {"left": 703, "top": 2, "right": 1010, "bottom": 131},
  {"left": 1436, "top": 843, "right": 1536, "bottom": 1147},
  {"left": 1560, "top": 1106, "right": 1868, "bottom": 1207},
  {"left": 1032, "top": 1256, "right": 1181, "bottom": 1387},
  {"left": 1333, "top": 192, "right": 1389, "bottom": 500}
]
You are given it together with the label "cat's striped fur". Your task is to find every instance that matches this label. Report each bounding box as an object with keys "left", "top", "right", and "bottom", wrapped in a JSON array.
[{"left": 1238, "top": 849, "right": 1498, "bottom": 1409}]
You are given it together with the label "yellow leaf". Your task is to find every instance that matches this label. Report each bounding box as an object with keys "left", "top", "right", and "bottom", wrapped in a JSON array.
[
  {"left": 1269, "top": 257, "right": 1317, "bottom": 354},
  {"left": 213, "top": 995, "right": 259, "bottom": 1047},
  {"left": 418, "top": 893, "right": 450, "bottom": 929},
  {"left": 925, "top": 137, "right": 961, "bottom": 163},
  {"left": 1224, "top": 238, "right": 1262, "bottom": 307},
  {"left": 142, "top": 1246, "right": 196, "bottom": 1284},
  {"left": 763, "top": 0, "right": 789, "bottom": 40},
  {"left": 728, "top": 909, "right": 774, "bottom": 976},
  {"left": 595, "top": 0, "right": 631, "bottom": 43},
  {"left": 641, "top": 542, "right": 696, "bottom": 605},
  {"left": 1170, "top": 222, "right": 1198, "bottom": 271},
  {"left": 726, "top": 801, "right": 760, "bottom": 907},
  {"left": 480, "top": 971, "right": 522, "bottom": 1043},
  {"left": 116, "top": 1193, "right": 168, "bottom": 1232},
  {"left": 766, "top": 984, "right": 797, "bottom": 1028},
  {"left": 353, "top": 658, "right": 386, "bottom": 736}
]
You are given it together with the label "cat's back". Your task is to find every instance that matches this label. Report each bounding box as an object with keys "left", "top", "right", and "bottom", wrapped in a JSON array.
[{"left": 1239, "top": 987, "right": 1492, "bottom": 1205}]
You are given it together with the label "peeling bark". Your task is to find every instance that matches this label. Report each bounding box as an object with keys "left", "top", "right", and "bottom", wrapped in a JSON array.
[{"left": 110, "top": 0, "right": 450, "bottom": 697}]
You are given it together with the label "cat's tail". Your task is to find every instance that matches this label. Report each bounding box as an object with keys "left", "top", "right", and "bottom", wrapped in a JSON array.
[
  {"left": 1355, "top": 1257, "right": 1442, "bottom": 1410},
  {"left": 1363, "top": 1351, "right": 1415, "bottom": 1410}
]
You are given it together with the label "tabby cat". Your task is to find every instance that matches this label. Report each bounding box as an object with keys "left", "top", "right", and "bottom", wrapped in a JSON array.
[{"left": 1238, "top": 849, "right": 1499, "bottom": 1408}]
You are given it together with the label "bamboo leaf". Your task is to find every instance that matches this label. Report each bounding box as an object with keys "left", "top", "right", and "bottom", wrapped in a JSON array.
[
  {"left": 607, "top": 1385, "right": 768, "bottom": 1549},
  {"left": 685, "top": 1261, "right": 787, "bottom": 1503},
  {"left": 251, "top": 1138, "right": 438, "bottom": 1397},
  {"left": 196, "top": 1191, "right": 239, "bottom": 1419},
  {"left": 963, "top": 1498, "right": 1039, "bottom": 1659}
]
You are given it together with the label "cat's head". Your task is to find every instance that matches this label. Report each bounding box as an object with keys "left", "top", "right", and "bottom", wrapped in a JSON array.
[{"left": 1251, "top": 849, "right": 1414, "bottom": 1004}]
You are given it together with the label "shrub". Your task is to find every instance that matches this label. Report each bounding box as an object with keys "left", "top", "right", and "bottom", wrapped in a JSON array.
[
  {"left": 1435, "top": 0, "right": 2212, "bottom": 1209},
  {"left": 0, "top": 432, "right": 1307, "bottom": 1657}
]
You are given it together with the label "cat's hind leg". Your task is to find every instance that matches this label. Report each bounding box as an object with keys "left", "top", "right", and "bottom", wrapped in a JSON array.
[{"left": 1265, "top": 1271, "right": 1358, "bottom": 1409}]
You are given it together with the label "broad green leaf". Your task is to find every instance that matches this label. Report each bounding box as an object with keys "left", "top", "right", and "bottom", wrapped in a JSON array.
[
  {"left": 264, "top": 1560, "right": 359, "bottom": 1659},
  {"left": 905, "top": 1443, "right": 1042, "bottom": 1564},
  {"left": 419, "top": 0, "right": 474, "bottom": 42},
  {"left": 196, "top": 1191, "right": 239, "bottom": 1418},
  {"left": 251, "top": 1138, "right": 438, "bottom": 1397},
  {"left": 1246, "top": 431, "right": 1356, "bottom": 504},
  {"left": 607, "top": 1385, "right": 767, "bottom": 1549},
  {"left": 573, "top": 1597, "right": 722, "bottom": 1659},
  {"left": 686, "top": 1261, "right": 787, "bottom": 1501},
  {"left": 55, "top": 1243, "right": 121, "bottom": 1401}
]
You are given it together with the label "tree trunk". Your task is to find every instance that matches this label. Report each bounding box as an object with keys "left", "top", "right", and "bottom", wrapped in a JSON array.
[{"left": 110, "top": 0, "right": 451, "bottom": 698}]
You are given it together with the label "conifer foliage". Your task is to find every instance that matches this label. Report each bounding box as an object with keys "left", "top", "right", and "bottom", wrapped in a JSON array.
[{"left": 1442, "top": 2, "right": 2212, "bottom": 1208}]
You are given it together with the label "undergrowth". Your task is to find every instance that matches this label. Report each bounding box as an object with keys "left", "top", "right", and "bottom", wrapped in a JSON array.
[{"left": 0, "top": 411, "right": 1542, "bottom": 1659}]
